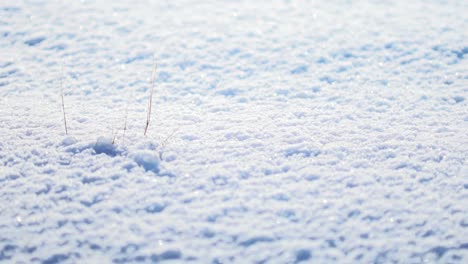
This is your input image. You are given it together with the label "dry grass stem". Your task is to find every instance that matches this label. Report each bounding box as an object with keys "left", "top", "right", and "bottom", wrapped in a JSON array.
[
  {"left": 144, "top": 56, "right": 157, "bottom": 136},
  {"left": 60, "top": 67, "right": 68, "bottom": 136}
]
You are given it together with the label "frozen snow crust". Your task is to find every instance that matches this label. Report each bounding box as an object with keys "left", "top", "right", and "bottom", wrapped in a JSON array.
[{"left": 1, "top": 0, "right": 467, "bottom": 263}]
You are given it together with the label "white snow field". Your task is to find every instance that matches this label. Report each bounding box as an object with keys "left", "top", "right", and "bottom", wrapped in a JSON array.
[{"left": 0, "top": 0, "right": 467, "bottom": 263}]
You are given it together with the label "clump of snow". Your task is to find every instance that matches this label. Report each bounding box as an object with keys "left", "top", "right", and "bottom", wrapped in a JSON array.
[
  {"left": 60, "top": 136, "right": 77, "bottom": 147},
  {"left": 144, "top": 202, "right": 166, "bottom": 214},
  {"left": 132, "top": 150, "right": 160, "bottom": 173},
  {"left": 295, "top": 249, "right": 311, "bottom": 262},
  {"left": 93, "top": 136, "right": 117, "bottom": 156}
]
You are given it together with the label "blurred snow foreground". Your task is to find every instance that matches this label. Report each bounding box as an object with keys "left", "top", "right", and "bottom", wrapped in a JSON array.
[{"left": 1, "top": 0, "right": 468, "bottom": 263}]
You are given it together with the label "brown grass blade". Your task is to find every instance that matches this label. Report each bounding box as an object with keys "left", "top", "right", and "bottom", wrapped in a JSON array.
[{"left": 144, "top": 56, "right": 157, "bottom": 136}]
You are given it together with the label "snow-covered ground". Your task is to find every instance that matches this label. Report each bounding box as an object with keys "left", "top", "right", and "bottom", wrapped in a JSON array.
[{"left": 1, "top": 0, "right": 467, "bottom": 263}]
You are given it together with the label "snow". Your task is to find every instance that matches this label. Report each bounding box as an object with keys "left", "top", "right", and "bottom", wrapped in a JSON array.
[
  {"left": 1, "top": 0, "right": 467, "bottom": 263},
  {"left": 131, "top": 151, "right": 160, "bottom": 173},
  {"left": 93, "top": 136, "right": 118, "bottom": 156}
]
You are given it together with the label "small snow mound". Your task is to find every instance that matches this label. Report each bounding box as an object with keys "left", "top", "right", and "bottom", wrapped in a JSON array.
[
  {"left": 453, "top": 96, "right": 464, "bottom": 104},
  {"left": 145, "top": 203, "right": 166, "bottom": 213},
  {"left": 93, "top": 137, "right": 117, "bottom": 156},
  {"left": 132, "top": 151, "right": 160, "bottom": 173},
  {"left": 150, "top": 250, "right": 181, "bottom": 261},
  {"left": 61, "top": 136, "right": 77, "bottom": 147},
  {"left": 295, "top": 249, "right": 311, "bottom": 263}
]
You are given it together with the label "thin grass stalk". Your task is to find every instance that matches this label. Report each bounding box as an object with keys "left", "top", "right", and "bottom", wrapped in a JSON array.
[
  {"left": 144, "top": 56, "right": 157, "bottom": 136},
  {"left": 60, "top": 67, "right": 68, "bottom": 136},
  {"left": 122, "top": 101, "right": 129, "bottom": 145}
]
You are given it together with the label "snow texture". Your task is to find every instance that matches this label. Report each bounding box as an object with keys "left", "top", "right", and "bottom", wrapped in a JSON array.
[
  {"left": 0, "top": 0, "right": 467, "bottom": 263},
  {"left": 93, "top": 136, "right": 118, "bottom": 156}
]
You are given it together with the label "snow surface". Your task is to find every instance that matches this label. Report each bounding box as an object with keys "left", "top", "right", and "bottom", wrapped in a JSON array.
[{"left": 0, "top": 0, "right": 467, "bottom": 263}]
